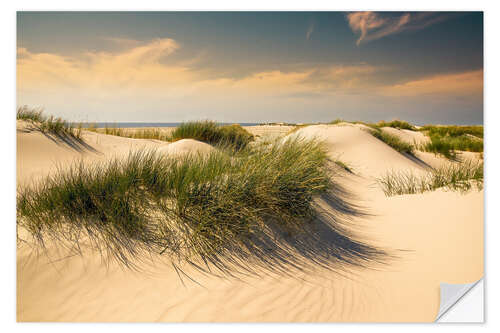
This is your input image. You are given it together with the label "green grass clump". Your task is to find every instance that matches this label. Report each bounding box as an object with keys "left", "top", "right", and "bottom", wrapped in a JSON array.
[
  {"left": 420, "top": 125, "right": 483, "bottom": 138},
  {"left": 17, "top": 106, "right": 82, "bottom": 140},
  {"left": 418, "top": 124, "right": 483, "bottom": 159},
  {"left": 378, "top": 160, "right": 483, "bottom": 196},
  {"left": 376, "top": 120, "right": 416, "bottom": 131},
  {"left": 328, "top": 119, "right": 415, "bottom": 130},
  {"left": 17, "top": 106, "right": 45, "bottom": 122},
  {"left": 17, "top": 138, "right": 334, "bottom": 268},
  {"left": 369, "top": 129, "right": 415, "bottom": 155},
  {"left": 422, "top": 134, "right": 483, "bottom": 159},
  {"left": 329, "top": 119, "right": 345, "bottom": 125},
  {"left": 168, "top": 121, "right": 254, "bottom": 150}
]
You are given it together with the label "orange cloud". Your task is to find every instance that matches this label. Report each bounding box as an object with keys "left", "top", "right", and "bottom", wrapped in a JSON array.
[
  {"left": 347, "top": 12, "right": 389, "bottom": 45},
  {"left": 17, "top": 38, "right": 195, "bottom": 97},
  {"left": 347, "top": 12, "right": 453, "bottom": 45},
  {"left": 382, "top": 70, "right": 483, "bottom": 97},
  {"left": 17, "top": 39, "right": 386, "bottom": 101}
]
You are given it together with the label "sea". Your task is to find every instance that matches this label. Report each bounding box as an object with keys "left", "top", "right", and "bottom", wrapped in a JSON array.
[{"left": 78, "top": 122, "right": 261, "bottom": 128}]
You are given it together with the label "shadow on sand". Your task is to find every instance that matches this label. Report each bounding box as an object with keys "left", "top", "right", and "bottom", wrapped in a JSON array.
[
  {"left": 41, "top": 132, "right": 100, "bottom": 154},
  {"left": 167, "top": 178, "right": 390, "bottom": 283},
  {"left": 18, "top": 160, "right": 389, "bottom": 284},
  {"left": 18, "top": 123, "right": 100, "bottom": 154}
]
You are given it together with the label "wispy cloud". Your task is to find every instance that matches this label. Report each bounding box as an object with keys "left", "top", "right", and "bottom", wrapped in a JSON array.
[
  {"left": 346, "top": 12, "right": 454, "bottom": 45},
  {"left": 306, "top": 23, "right": 314, "bottom": 40},
  {"left": 381, "top": 70, "right": 483, "bottom": 97}
]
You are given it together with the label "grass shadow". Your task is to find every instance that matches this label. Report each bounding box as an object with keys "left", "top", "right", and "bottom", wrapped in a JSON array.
[
  {"left": 40, "top": 131, "right": 100, "bottom": 154},
  {"left": 155, "top": 179, "right": 389, "bottom": 282}
]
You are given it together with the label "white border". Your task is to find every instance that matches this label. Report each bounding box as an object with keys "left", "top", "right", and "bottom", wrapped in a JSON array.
[{"left": 2, "top": 1, "right": 499, "bottom": 331}]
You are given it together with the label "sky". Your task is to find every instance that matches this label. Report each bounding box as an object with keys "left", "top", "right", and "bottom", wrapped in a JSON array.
[{"left": 16, "top": 12, "right": 483, "bottom": 124}]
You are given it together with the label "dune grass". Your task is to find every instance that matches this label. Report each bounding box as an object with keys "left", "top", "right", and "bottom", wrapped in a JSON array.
[
  {"left": 378, "top": 160, "right": 483, "bottom": 196},
  {"left": 328, "top": 119, "right": 415, "bottom": 130},
  {"left": 419, "top": 125, "right": 483, "bottom": 138},
  {"left": 376, "top": 120, "right": 416, "bottom": 131},
  {"left": 17, "top": 106, "right": 45, "bottom": 122},
  {"left": 369, "top": 129, "right": 415, "bottom": 155},
  {"left": 329, "top": 119, "right": 345, "bottom": 125},
  {"left": 329, "top": 119, "right": 379, "bottom": 129},
  {"left": 421, "top": 135, "right": 483, "bottom": 159},
  {"left": 168, "top": 121, "right": 254, "bottom": 150},
  {"left": 86, "top": 125, "right": 171, "bottom": 141},
  {"left": 17, "top": 138, "right": 334, "bottom": 268},
  {"left": 418, "top": 125, "right": 483, "bottom": 159},
  {"left": 17, "top": 106, "right": 83, "bottom": 139}
]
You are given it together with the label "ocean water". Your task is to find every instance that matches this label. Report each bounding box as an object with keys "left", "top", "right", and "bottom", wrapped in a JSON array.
[{"left": 79, "top": 122, "right": 260, "bottom": 128}]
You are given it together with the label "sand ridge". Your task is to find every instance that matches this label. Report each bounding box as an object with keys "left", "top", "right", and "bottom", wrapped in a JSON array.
[{"left": 289, "top": 124, "right": 429, "bottom": 178}]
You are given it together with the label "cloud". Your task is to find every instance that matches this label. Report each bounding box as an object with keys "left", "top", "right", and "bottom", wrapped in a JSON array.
[
  {"left": 306, "top": 23, "right": 314, "bottom": 40},
  {"left": 381, "top": 70, "right": 483, "bottom": 97},
  {"left": 17, "top": 38, "right": 386, "bottom": 100},
  {"left": 346, "top": 12, "right": 453, "bottom": 45},
  {"left": 17, "top": 37, "right": 481, "bottom": 123},
  {"left": 17, "top": 38, "right": 196, "bottom": 96}
]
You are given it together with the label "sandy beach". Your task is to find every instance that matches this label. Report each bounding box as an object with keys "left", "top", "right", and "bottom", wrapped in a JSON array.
[{"left": 16, "top": 122, "right": 483, "bottom": 322}]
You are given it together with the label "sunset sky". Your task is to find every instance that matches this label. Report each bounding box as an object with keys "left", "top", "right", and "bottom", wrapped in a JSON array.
[{"left": 17, "top": 12, "right": 483, "bottom": 124}]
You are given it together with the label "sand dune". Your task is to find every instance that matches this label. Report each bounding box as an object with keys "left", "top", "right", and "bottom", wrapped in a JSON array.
[
  {"left": 380, "top": 126, "right": 430, "bottom": 146},
  {"left": 157, "top": 138, "right": 215, "bottom": 156},
  {"left": 16, "top": 123, "right": 483, "bottom": 322},
  {"left": 290, "top": 124, "right": 428, "bottom": 178}
]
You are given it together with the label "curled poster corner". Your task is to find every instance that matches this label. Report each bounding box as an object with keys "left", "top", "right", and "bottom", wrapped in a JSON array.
[{"left": 436, "top": 278, "right": 483, "bottom": 322}]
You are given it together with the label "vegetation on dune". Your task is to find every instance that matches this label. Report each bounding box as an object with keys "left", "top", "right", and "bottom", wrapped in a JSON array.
[
  {"left": 168, "top": 121, "right": 254, "bottom": 150},
  {"left": 418, "top": 125, "right": 483, "bottom": 159},
  {"left": 17, "top": 106, "right": 83, "bottom": 139},
  {"left": 378, "top": 160, "right": 483, "bottom": 196},
  {"left": 86, "top": 125, "right": 171, "bottom": 141},
  {"left": 369, "top": 129, "right": 415, "bottom": 155},
  {"left": 17, "top": 138, "right": 355, "bottom": 270},
  {"left": 329, "top": 119, "right": 345, "bottom": 125},
  {"left": 421, "top": 135, "right": 483, "bottom": 159},
  {"left": 376, "top": 120, "right": 416, "bottom": 131},
  {"left": 419, "top": 125, "right": 483, "bottom": 138},
  {"left": 328, "top": 119, "right": 378, "bottom": 129},
  {"left": 17, "top": 106, "right": 45, "bottom": 122},
  {"left": 328, "top": 119, "right": 415, "bottom": 130}
]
